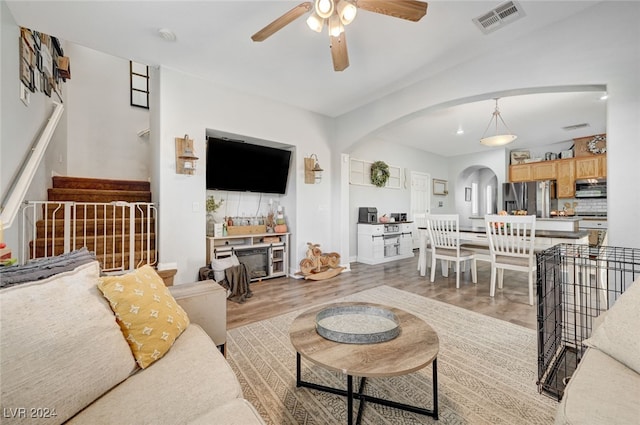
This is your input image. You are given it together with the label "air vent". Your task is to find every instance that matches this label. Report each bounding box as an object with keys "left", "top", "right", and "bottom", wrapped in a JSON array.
[
  {"left": 473, "top": 1, "right": 526, "bottom": 34},
  {"left": 562, "top": 123, "right": 591, "bottom": 131}
]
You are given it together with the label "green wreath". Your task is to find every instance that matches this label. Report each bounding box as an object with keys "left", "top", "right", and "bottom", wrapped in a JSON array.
[{"left": 370, "top": 161, "right": 390, "bottom": 187}]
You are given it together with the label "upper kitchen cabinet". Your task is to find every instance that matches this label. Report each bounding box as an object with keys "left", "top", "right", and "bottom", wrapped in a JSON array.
[
  {"left": 573, "top": 134, "right": 607, "bottom": 179},
  {"left": 557, "top": 160, "right": 576, "bottom": 198},
  {"left": 509, "top": 164, "right": 533, "bottom": 182},
  {"left": 575, "top": 155, "right": 607, "bottom": 179},
  {"left": 532, "top": 161, "right": 557, "bottom": 180}
]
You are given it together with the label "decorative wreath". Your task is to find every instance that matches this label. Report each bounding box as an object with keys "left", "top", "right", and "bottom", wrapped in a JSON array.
[
  {"left": 370, "top": 161, "right": 390, "bottom": 187},
  {"left": 588, "top": 135, "right": 607, "bottom": 155}
]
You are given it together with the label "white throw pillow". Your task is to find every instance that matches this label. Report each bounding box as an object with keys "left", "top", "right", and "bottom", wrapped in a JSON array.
[
  {"left": 583, "top": 276, "right": 640, "bottom": 373},
  {"left": 210, "top": 255, "right": 240, "bottom": 282}
]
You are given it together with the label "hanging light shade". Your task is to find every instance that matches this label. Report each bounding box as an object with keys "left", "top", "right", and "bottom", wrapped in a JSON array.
[
  {"left": 306, "top": 12, "right": 324, "bottom": 32},
  {"left": 337, "top": 0, "right": 357, "bottom": 25},
  {"left": 480, "top": 98, "right": 518, "bottom": 147},
  {"left": 315, "top": 0, "right": 335, "bottom": 19}
]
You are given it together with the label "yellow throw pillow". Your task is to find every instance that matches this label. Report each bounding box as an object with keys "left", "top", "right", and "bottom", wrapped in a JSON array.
[{"left": 98, "top": 265, "right": 190, "bottom": 368}]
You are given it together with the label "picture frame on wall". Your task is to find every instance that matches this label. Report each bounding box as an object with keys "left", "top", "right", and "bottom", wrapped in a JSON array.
[
  {"left": 510, "top": 150, "right": 531, "bottom": 165},
  {"left": 433, "top": 179, "right": 448, "bottom": 195}
]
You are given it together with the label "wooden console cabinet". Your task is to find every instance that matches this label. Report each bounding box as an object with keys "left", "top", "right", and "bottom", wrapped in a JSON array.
[{"left": 206, "top": 233, "right": 289, "bottom": 281}]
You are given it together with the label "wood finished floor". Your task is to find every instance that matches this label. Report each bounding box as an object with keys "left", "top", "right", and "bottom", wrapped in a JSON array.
[{"left": 227, "top": 252, "right": 537, "bottom": 330}]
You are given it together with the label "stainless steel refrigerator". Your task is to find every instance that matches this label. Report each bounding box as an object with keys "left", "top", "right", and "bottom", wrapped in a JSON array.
[{"left": 503, "top": 181, "right": 558, "bottom": 218}]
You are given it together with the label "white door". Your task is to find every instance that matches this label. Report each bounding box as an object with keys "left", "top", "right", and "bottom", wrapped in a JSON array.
[{"left": 410, "top": 171, "right": 431, "bottom": 249}]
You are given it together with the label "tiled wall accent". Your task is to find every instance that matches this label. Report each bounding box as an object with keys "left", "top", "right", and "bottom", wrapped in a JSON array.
[{"left": 560, "top": 198, "right": 607, "bottom": 214}]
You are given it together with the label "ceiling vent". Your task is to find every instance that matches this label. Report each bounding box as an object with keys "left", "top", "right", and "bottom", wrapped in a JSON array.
[
  {"left": 562, "top": 123, "right": 591, "bottom": 131},
  {"left": 473, "top": 1, "right": 526, "bottom": 34}
]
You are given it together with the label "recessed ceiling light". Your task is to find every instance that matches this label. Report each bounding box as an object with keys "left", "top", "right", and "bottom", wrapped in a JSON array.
[
  {"left": 600, "top": 93, "right": 608, "bottom": 100},
  {"left": 158, "top": 28, "right": 177, "bottom": 42},
  {"left": 456, "top": 128, "right": 465, "bottom": 135}
]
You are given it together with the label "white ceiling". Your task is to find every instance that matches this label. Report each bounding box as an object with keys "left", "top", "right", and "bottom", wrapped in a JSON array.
[{"left": 6, "top": 1, "right": 608, "bottom": 156}]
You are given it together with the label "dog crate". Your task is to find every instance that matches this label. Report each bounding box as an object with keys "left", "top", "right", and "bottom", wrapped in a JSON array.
[{"left": 536, "top": 244, "right": 640, "bottom": 400}]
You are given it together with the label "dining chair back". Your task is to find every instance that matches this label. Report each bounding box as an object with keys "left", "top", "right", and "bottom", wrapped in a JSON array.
[
  {"left": 484, "top": 214, "right": 537, "bottom": 305},
  {"left": 425, "top": 214, "right": 477, "bottom": 288}
]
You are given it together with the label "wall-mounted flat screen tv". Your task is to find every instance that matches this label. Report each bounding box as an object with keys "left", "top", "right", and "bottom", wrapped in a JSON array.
[{"left": 206, "top": 137, "right": 292, "bottom": 194}]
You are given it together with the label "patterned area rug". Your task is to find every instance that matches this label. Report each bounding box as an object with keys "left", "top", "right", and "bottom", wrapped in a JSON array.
[{"left": 227, "top": 285, "right": 557, "bottom": 424}]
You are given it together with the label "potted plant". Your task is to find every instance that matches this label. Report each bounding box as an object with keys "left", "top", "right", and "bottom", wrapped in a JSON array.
[{"left": 206, "top": 195, "right": 224, "bottom": 236}]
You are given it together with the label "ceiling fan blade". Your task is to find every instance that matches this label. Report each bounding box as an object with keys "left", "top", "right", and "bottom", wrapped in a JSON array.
[
  {"left": 356, "top": 0, "right": 428, "bottom": 22},
  {"left": 251, "top": 2, "right": 313, "bottom": 42},
  {"left": 330, "top": 31, "right": 349, "bottom": 72}
]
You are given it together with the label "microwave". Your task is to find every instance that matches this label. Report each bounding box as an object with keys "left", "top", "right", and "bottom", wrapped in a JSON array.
[{"left": 575, "top": 178, "right": 607, "bottom": 198}]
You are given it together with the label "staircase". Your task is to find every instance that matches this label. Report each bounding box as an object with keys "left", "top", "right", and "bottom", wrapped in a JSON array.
[{"left": 25, "top": 176, "right": 157, "bottom": 272}]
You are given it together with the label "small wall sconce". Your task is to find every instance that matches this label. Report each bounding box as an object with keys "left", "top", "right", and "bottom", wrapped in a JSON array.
[
  {"left": 175, "top": 134, "right": 199, "bottom": 175},
  {"left": 304, "top": 154, "right": 324, "bottom": 184}
]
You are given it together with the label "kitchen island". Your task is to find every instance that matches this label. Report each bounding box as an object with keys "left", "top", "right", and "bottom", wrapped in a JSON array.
[{"left": 469, "top": 216, "right": 581, "bottom": 232}]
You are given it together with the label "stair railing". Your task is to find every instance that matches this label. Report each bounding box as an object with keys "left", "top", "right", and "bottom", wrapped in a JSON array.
[
  {"left": 21, "top": 201, "right": 157, "bottom": 273},
  {"left": 1, "top": 102, "right": 64, "bottom": 231}
]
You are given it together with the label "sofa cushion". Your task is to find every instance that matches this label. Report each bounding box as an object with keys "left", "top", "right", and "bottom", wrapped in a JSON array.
[
  {"left": 98, "top": 265, "right": 190, "bottom": 368},
  {"left": 583, "top": 276, "right": 640, "bottom": 374},
  {"left": 555, "top": 348, "right": 640, "bottom": 425},
  {"left": 189, "top": 399, "right": 266, "bottom": 424},
  {"left": 68, "top": 324, "right": 245, "bottom": 424},
  {"left": 0, "top": 261, "right": 137, "bottom": 425}
]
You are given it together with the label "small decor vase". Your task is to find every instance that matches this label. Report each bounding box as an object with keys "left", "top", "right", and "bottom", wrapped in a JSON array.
[{"left": 206, "top": 213, "right": 216, "bottom": 237}]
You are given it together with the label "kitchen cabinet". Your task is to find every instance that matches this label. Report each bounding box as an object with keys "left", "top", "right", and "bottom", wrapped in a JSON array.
[
  {"left": 532, "top": 161, "right": 557, "bottom": 180},
  {"left": 509, "top": 164, "right": 532, "bottom": 182},
  {"left": 357, "top": 222, "right": 414, "bottom": 265},
  {"left": 509, "top": 155, "right": 606, "bottom": 188},
  {"left": 556, "top": 160, "right": 576, "bottom": 198},
  {"left": 575, "top": 155, "right": 606, "bottom": 179}
]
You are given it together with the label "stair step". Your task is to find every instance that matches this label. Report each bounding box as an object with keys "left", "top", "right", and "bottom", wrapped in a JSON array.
[
  {"left": 35, "top": 218, "right": 155, "bottom": 238},
  {"left": 52, "top": 176, "right": 150, "bottom": 192},
  {"left": 30, "top": 234, "right": 156, "bottom": 257},
  {"left": 48, "top": 188, "right": 152, "bottom": 203},
  {"left": 99, "top": 251, "right": 157, "bottom": 272}
]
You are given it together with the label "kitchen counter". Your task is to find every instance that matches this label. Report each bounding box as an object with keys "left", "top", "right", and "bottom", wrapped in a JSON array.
[
  {"left": 468, "top": 216, "right": 580, "bottom": 232},
  {"left": 458, "top": 226, "right": 589, "bottom": 240}
]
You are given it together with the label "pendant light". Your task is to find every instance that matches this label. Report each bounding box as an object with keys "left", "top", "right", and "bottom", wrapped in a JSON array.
[
  {"left": 315, "top": 0, "right": 335, "bottom": 19},
  {"left": 480, "top": 98, "right": 518, "bottom": 147}
]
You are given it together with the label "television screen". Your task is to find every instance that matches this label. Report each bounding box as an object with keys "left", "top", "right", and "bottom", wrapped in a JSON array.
[{"left": 206, "top": 138, "right": 292, "bottom": 194}]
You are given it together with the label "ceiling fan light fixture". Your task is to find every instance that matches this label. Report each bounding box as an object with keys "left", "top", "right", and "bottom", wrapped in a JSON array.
[
  {"left": 315, "top": 0, "right": 335, "bottom": 19},
  {"left": 337, "top": 0, "right": 357, "bottom": 25},
  {"left": 479, "top": 98, "right": 518, "bottom": 147},
  {"left": 306, "top": 12, "right": 325, "bottom": 32},
  {"left": 328, "top": 13, "right": 344, "bottom": 37}
]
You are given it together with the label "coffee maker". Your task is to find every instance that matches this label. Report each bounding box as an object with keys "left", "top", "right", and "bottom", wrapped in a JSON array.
[{"left": 358, "top": 207, "right": 378, "bottom": 223}]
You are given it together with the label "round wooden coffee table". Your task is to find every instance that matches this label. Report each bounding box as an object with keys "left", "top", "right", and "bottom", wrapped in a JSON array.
[{"left": 290, "top": 302, "right": 439, "bottom": 425}]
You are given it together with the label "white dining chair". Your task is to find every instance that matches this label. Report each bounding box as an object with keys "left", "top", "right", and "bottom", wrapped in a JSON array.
[
  {"left": 484, "top": 214, "right": 537, "bottom": 305},
  {"left": 414, "top": 212, "right": 430, "bottom": 276},
  {"left": 425, "top": 214, "right": 477, "bottom": 288}
]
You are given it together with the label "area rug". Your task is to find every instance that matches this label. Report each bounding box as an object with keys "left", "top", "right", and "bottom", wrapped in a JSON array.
[{"left": 226, "top": 285, "right": 557, "bottom": 424}]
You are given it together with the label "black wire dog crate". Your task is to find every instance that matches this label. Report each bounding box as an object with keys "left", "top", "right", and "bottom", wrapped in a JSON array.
[{"left": 536, "top": 244, "right": 640, "bottom": 400}]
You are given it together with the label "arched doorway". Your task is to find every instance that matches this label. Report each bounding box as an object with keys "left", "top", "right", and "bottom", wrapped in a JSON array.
[{"left": 457, "top": 166, "right": 498, "bottom": 227}]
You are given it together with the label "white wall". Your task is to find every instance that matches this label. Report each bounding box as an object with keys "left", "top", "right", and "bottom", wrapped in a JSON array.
[
  {"left": 334, "top": 2, "right": 640, "bottom": 250},
  {"left": 348, "top": 138, "right": 449, "bottom": 258},
  {"left": 1, "top": 4, "right": 67, "bottom": 251},
  {"left": 65, "top": 44, "right": 150, "bottom": 180},
  {"left": 153, "top": 66, "right": 333, "bottom": 284}
]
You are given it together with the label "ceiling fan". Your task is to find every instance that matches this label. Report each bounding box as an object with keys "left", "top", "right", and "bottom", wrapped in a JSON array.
[{"left": 251, "top": 0, "right": 428, "bottom": 72}]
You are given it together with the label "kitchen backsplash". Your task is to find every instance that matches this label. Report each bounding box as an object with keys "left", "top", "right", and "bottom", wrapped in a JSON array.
[{"left": 559, "top": 197, "right": 607, "bottom": 215}]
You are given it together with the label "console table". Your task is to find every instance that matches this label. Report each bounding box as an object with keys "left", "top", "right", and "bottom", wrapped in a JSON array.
[{"left": 206, "top": 232, "right": 290, "bottom": 281}]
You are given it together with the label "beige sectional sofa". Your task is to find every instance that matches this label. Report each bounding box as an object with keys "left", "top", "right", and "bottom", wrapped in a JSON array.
[
  {"left": 0, "top": 260, "right": 265, "bottom": 425},
  {"left": 554, "top": 276, "right": 640, "bottom": 424}
]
